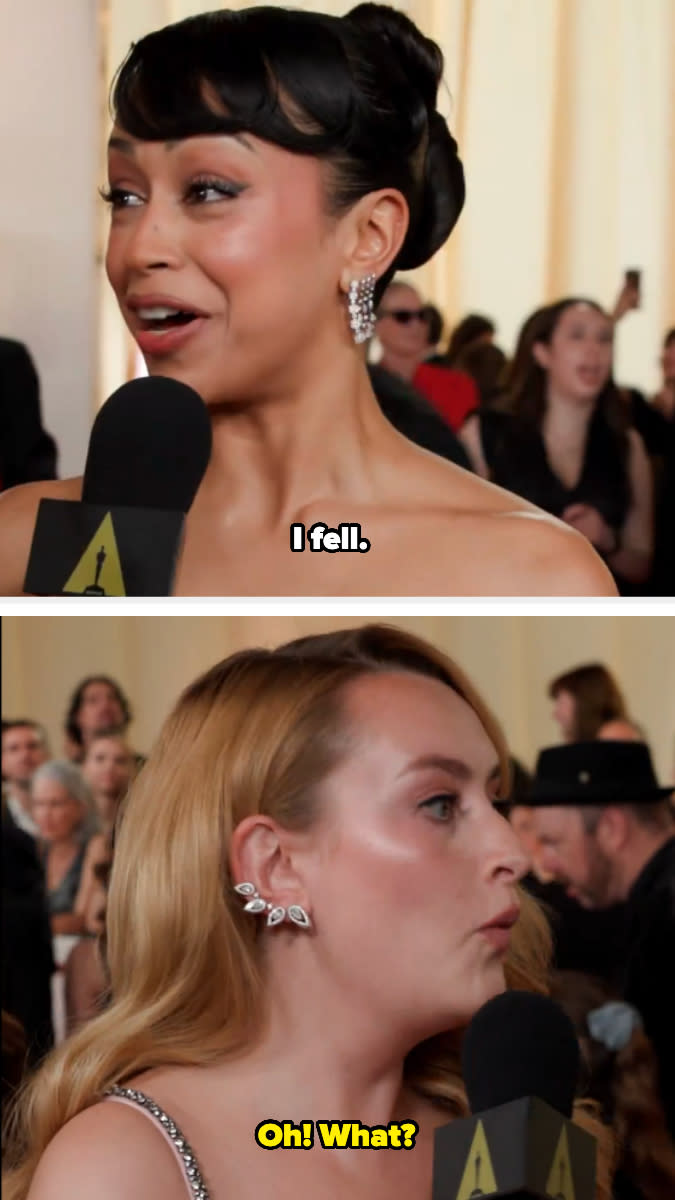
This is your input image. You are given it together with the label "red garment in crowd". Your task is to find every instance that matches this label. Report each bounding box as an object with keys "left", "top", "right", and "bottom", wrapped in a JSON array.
[{"left": 413, "top": 363, "right": 478, "bottom": 432}]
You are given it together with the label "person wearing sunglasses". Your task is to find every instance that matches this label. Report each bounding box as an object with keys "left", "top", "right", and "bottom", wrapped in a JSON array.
[
  {"left": 376, "top": 281, "right": 479, "bottom": 433},
  {"left": 0, "top": 5, "right": 616, "bottom": 597}
]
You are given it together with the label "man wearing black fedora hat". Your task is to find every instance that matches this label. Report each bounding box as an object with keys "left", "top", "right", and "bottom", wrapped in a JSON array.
[{"left": 523, "top": 740, "right": 675, "bottom": 1138}]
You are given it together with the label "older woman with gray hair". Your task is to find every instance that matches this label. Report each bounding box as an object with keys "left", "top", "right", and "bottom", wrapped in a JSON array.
[{"left": 31, "top": 761, "right": 94, "bottom": 935}]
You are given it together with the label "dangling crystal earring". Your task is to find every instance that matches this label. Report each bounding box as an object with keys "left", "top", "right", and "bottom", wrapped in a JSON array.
[
  {"left": 347, "top": 274, "right": 377, "bottom": 345},
  {"left": 234, "top": 882, "right": 312, "bottom": 929}
]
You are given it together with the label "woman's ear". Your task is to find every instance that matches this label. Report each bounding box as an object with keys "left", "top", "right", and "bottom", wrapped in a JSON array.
[
  {"left": 230, "top": 815, "right": 309, "bottom": 907},
  {"left": 531, "top": 340, "right": 551, "bottom": 371},
  {"left": 338, "top": 189, "right": 409, "bottom": 292}
]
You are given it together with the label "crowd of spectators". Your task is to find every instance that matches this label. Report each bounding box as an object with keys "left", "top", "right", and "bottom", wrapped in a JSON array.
[
  {"left": 2, "top": 659, "right": 673, "bottom": 1199},
  {"left": 371, "top": 280, "right": 674, "bottom": 595}
]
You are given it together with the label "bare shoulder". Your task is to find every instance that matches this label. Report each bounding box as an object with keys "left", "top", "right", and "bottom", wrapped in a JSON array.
[
  {"left": 483, "top": 510, "right": 619, "bottom": 596},
  {"left": 416, "top": 460, "right": 617, "bottom": 595},
  {"left": 0, "top": 478, "right": 82, "bottom": 596},
  {"left": 27, "top": 1096, "right": 189, "bottom": 1200}
]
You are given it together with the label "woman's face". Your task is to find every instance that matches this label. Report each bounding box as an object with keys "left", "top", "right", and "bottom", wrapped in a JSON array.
[
  {"left": 535, "top": 303, "right": 614, "bottom": 402},
  {"left": 32, "top": 778, "right": 83, "bottom": 842},
  {"left": 105, "top": 129, "right": 342, "bottom": 406},
  {"left": 552, "top": 689, "right": 576, "bottom": 738},
  {"left": 300, "top": 672, "right": 528, "bottom": 1036},
  {"left": 376, "top": 284, "right": 429, "bottom": 359},
  {"left": 83, "top": 737, "right": 133, "bottom": 806}
]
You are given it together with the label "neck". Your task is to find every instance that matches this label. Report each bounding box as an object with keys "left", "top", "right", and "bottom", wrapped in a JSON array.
[
  {"left": 191, "top": 342, "right": 404, "bottom": 530},
  {"left": 543, "top": 389, "right": 596, "bottom": 442},
  {"left": 224, "top": 940, "right": 454, "bottom": 1127},
  {"left": 48, "top": 831, "right": 80, "bottom": 853},
  {"left": 379, "top": 349, "right": 421, "bottom": 383},
  {"left": 613, "top": 826, "right": 674, "bottom": 901},
  {"left": 95, "top": 797, "right": 118, "bottom": 832}
]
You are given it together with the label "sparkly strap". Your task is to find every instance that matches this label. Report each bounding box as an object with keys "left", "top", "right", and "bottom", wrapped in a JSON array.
[{"left": 104, "top": 1085, "right": 210, "bottom": 1199}]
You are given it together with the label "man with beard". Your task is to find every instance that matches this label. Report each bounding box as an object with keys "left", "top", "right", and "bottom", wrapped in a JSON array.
[{"left": 524, "top": 741, "right": 675, "bottom": 1139}]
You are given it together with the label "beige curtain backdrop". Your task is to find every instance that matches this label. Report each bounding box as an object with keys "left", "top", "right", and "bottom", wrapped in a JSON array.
[
  {"left": 3, "top": 615, "right": 674, "bottom": 781},
  {"left": 98, "top": 0, "right": 675, "bottom": 409}
]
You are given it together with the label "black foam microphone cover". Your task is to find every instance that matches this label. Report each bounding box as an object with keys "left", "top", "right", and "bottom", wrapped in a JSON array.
[
  {"left": 461, "top": 990, "right": 580, "bottom": 1119},
  {"left": 82, "top": 376, "right": 212, "bottom": 511}
]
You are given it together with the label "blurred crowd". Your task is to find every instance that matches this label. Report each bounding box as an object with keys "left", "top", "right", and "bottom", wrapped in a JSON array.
[
  {"left": 2, "top": 676, "right": 138, "bottom": 1075},
  {"left": 370, "top": 280, "right": 675, "bottom": 595},
  {"left": 2, "top": 662, "right": 673, "bottom": 1199}
]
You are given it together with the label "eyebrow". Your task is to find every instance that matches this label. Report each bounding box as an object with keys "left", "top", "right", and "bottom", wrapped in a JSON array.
[
  {"left": 107, "top": 132, "right": 255, "bottom": 155},
  {"left": 397, "top": 754, "right": 501, "bottom": 784}
]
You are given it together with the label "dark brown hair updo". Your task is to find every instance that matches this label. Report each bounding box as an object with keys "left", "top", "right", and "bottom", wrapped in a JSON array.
[{"left": 108, "top": 3, "right": 465, "bottom": 304}]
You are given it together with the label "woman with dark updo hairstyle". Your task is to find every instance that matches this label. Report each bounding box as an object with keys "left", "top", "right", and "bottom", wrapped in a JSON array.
[
  {"left": 461, "top": 298, "right": 653, "bottom": 592},
  {"left": 0, "top": 6, "right": 612, "bottom": 596}
]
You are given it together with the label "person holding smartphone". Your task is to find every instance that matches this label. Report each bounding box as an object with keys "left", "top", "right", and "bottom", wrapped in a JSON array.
[
  {"left": 460, "top": 298, "right": 653, "bottom": 592},
  {"left": 0, "top": 5, "right": 615, "bottom": 597}
]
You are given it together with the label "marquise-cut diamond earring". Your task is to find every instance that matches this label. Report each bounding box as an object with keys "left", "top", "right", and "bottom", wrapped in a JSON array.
[
  {"left": 347, "top": 274, "right": 377, "bottom": 344},
  {"left": 234, "top": 882, "right": 312, "bottom": 929}
]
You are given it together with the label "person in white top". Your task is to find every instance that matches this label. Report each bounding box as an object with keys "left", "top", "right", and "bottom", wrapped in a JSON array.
[{"left": 5, "top": 623, "right": 614, "bottom": 1200}]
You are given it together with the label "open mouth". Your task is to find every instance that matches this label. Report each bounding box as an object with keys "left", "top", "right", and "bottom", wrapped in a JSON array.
[{"left": 137, "top": 310, "right": 199, "bottom": 332}]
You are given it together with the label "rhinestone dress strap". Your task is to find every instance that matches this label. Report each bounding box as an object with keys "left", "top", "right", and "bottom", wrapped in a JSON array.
[{"left": 104, "top": 1086, "right": 211, "bottom": 1200}]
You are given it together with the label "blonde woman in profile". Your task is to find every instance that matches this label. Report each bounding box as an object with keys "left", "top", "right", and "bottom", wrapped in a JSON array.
[
  {"left": 5, "top": 625, "right": 612, "bottom": 1200},
  {"left": 0, "top": 5, "right": 614, "bottom": 596}
]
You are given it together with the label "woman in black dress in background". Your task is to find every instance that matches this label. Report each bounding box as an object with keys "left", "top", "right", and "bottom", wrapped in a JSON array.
[{"left": 460, "top": 299, "right": 653, "bottom": 592}]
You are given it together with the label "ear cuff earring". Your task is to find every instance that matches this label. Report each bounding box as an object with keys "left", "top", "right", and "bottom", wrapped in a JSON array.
[
  {"left": 234, "top": 882, "right": 312, "bottom": 930},
  {"left": 347, "top": 274, "right": 377, "bottom": 344}
]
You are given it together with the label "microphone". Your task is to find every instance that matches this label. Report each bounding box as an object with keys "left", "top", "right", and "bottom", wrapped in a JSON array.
[
  {"left": 23, "top": 377, "right": 211, "bottom": 596},
  {"left": 432, "top": 991, "right": 597, "bottom": 1200}
]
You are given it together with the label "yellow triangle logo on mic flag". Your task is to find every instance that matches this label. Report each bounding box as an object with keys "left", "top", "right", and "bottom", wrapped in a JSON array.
[
  {"left": 63, "top": 512, "right": 126, "bottom": 596},
  {"left": 546, "top": 1124, "right": 575, "bottom": 1200},
  {"left": 455, "top": 1119, "right": 498, "bottom": 1200}
]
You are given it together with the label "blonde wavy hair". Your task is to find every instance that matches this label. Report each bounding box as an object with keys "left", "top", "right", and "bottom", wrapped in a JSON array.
[{"left": 3, "top": 624, "right": 613, "bottom": 1198}]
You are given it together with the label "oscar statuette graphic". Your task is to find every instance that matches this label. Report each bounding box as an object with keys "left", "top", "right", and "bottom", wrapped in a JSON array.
[
  {"left": 83, "top": 545, "right": 107, "bottom": 595},
  {"left": 470, "top": 1148, "right": 485, "bottom": 1197}
]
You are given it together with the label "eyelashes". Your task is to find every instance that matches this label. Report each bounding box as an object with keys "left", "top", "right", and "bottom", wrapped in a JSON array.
[
  {"left": 419, "top": 790, "right": 504, "bottom": 823},
  {"left": 98, "top": 177, "right": 245, "bottom": 209},
  {"left": 420, "top": 793, "right": 461, "bottom": 823}
]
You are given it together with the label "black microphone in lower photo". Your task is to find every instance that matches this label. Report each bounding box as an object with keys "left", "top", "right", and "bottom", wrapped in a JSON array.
[
  {"left": 23, "top": 377, "right": 212, "bottom": 596},
  {"left": 433, "top": 991, "right": 596, "bottom": 1200}
]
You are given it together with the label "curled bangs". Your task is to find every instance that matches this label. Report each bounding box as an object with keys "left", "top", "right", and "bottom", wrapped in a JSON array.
[{"left": 110, "top": 9, "right": 355, "bottom": 156}]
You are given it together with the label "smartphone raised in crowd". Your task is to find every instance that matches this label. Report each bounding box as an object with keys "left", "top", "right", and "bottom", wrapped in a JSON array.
[{"left": 625, "top": 268, "right": 642, "bottom": 307}]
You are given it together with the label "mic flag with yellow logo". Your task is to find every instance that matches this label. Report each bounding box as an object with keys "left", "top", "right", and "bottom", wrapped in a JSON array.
[
  {"left": 432, "top": 992, "right": 596, "bottom": 1200},
  {"left": 432, "top": 1094, "right": 593, "bottom": 1200},
  {"left": 24, "top": 500, "right": 185, "bottom": 596},
  {"left": 23, "top": 376, "right": 212, "bottom": 597}
]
